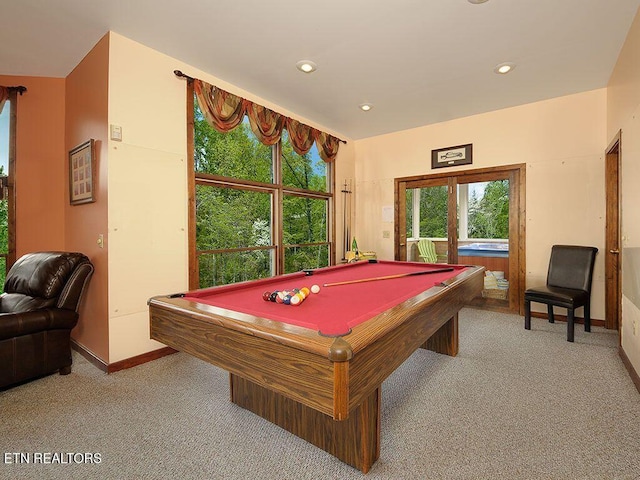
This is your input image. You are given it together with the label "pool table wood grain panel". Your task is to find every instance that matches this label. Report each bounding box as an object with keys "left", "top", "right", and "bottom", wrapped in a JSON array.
[
  {"left": 150, "top": 305, "right": 338, "bottom": 417},
  {"left": 230, "top": 375, "right": 380, "bottom": 473},
  {"left": 344, "top": 271, "right": 481, "bottom": 412}
]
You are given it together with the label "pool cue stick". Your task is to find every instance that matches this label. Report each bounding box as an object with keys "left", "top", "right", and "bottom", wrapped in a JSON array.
[
  {"left": 347, "top": 180, "right": 352, "bottom": 256},
  {"left": 342, "top": 180, "right": 351, "bottom": 260},
  {"left": 323, "top": 267, "right": 455, "bottom": 287}
]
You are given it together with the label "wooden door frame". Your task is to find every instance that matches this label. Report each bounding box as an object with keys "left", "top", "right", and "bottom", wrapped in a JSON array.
[
  {"left": 605, "top": 131, "right": 622, "bottom": 337},
  {"left": 394, "top": 163, "right": 526, "bottom": 314}
]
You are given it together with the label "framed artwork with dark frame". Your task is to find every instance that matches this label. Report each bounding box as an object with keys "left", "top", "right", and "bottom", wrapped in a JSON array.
[
  {"left": 69, "top": 139, "right": 96, "bottom": 205},
  {"left": 431, "top": 143, "right": 472, "bottom": 169}
]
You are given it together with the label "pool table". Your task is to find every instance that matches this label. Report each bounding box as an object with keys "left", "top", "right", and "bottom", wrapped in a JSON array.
[{"left": 148, "top": 260, "right": 484, "bottom": 473}]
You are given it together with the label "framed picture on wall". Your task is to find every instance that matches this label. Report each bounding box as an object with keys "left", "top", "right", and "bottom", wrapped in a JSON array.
[
  {"left": 431, "top": 143, "right": 472, "bottom": 169},
  {"left": 69, "top": 139, "right": 96, "bottom": 205}
]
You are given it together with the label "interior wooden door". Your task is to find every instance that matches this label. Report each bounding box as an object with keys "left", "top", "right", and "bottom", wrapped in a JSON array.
[{"left": 605, "top": 131, "right": 621, "bottom": 336}]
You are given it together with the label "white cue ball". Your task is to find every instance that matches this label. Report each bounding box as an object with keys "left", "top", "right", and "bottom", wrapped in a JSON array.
[{"left": 310, "top": 284, "right": 320, "bottom": 294}]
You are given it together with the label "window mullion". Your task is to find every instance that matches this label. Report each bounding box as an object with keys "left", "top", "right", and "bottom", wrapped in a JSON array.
[{"left": 273, "top": 141, "right": 283, "bottom": 275}]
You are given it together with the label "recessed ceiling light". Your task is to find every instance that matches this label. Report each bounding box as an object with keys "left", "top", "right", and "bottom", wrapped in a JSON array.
[
  {"left": 296, "top": 60, "right": 317, "bottom": 73},
  {"left": 468, "top": 0, "right": 489, "bottom": 4},
  {"left": 494, "top": 62, "right": 516, "bottom": 74},
  {"left": 359, "top": 103, "right": 373, "bottom": 112}
]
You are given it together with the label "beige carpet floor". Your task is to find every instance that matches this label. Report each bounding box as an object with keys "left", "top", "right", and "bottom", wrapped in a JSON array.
[{"left": 1, "top": 308, "right": 639, "bottom": 479}]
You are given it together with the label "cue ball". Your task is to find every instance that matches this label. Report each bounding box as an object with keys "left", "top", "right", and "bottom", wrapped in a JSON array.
[{"left": 311, "top": 284, "right": 320, "bottom": 294}]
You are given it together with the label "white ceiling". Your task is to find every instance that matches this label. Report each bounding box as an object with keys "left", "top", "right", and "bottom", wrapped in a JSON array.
[{"left": 1, "top": 0, "right": 639, "bottom": 140}]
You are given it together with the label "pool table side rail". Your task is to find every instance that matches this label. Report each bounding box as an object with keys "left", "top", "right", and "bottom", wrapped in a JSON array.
[
  {"left": 344, "top": 266, "right": 484, "bottom": 412},
  {"left": 148, "top": 295, "right": 337, "bottom": 357},
  {"left": 343, "top": 265, "right": 484, "bottom": 352},
  {"left": 149, "top": 303, "right": 339, "bottom": 417}
]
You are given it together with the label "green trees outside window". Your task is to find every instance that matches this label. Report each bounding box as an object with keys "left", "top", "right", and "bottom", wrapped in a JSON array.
[
  {"left": 194, "top": 100, "right": 331, "bottom": 288},
  {"left": 467, "top": 180, "right": 509, "bottom": 239},
  {"left": 0, "top": 99, "right": 9, "bottom": 286},
  {"left": 406, "top": 180, "right": 509, "bottom": 242},
  {"left": 0, "top": 165, "right": 7, "bottom": 286}
]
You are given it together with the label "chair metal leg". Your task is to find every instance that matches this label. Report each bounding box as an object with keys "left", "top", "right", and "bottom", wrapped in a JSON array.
[
  {"left": 584, "top": 303, "right": 591, "bottom": 332},
  {"left": 567, "top": 309, "right": 575, "bottom": 342},
  {"left": 524, "top": 299, "right": 531, "bottom": 330},
  {"left": 547, "top": 304, "right": 555, "bottom": 323}
]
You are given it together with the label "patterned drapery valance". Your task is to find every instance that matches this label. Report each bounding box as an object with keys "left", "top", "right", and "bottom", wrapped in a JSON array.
[
  {"left": 0, "top": 86, "right": 27, "bottom": 115},
  {"left": 194, "top": 79, "right": 341, "bottom": 162}
]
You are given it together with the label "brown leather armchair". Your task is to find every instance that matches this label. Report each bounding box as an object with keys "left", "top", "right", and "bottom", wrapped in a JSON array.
[{"left": 0, "top": 252, "right": 94, "bottom": 388}]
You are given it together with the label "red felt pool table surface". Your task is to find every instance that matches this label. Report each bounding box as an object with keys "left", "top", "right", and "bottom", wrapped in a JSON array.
[{"left": 184, "top": 260, "right": 467, "bottom": 336}]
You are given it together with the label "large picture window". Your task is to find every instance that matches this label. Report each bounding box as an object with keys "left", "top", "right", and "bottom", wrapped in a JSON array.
[
  {"left": 190, "top": 83, "right": 335, "bottom": 288},
  {"left": 0, "top": 86, "right": 19, "bottom": 285}
]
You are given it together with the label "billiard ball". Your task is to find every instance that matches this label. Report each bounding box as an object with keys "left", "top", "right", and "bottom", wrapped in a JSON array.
[
  {"left": 310, "top": 284, "right": 320, "bottom": 294},
  {"left": 262, "top": 291, "right": 271, "bottom": 302}
]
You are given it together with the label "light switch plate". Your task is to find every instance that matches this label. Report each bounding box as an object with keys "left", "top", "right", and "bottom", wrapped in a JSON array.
[{"left": 110, "top": 124, "right": 122, "bottom": 141}]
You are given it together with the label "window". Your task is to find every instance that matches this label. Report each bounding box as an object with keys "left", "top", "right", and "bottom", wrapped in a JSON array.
[
  {"left": 192, "top": 92, "right": 333, "bottom": 288},
  {"left": 0, "top": 91, "right": 15, "bottom": 285}
]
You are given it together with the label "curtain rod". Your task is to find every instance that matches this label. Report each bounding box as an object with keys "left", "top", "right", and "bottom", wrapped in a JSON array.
[
  {"left": 174, "top": 70, "right": 347, "bottom": 145},
  {"left": 6, "top": 86, "right": 27, "bottom": 95}
]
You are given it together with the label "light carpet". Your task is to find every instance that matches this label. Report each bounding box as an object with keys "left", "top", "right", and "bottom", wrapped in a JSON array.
[{"left": 1, "top": 309, "right": 639, "bottom": 479}]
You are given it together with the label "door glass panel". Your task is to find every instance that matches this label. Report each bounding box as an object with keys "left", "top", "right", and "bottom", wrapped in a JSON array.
[
  {"left": 458, "top": 180, "right": 510, "bottom": 303},
  {"left": 406, "top": 185, "right": 448, "bottom": 263}
]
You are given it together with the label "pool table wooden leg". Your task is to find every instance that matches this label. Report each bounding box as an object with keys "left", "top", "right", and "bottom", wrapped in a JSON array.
[
  {"left": 229, "top": 373, "right": 380, "bottom": 473},
  {"left": 421, "top": 313, "right": 458, "bottom": 356}
]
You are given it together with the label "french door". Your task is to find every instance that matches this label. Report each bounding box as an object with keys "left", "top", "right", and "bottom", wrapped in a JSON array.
[{"left": 395, "top": 164, "right": 526, "bottom": 314}]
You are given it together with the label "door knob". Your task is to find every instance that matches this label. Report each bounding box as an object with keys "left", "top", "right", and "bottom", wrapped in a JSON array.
[{"left": 609, "top": 249, "right": 620, "bottom": 254}]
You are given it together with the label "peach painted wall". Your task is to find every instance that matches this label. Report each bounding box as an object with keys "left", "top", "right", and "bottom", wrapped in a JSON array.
[
  {"left": 353, "top": 90, "right": 607, "bottom": 320},
  {"left": 105, "top": 32, "right": 355, "bottom": 362},
  {"left": 0, "top": 75, "right": 66, "bottom": 255},
  {"left": 607, "top": 9, "right": 640, "bottom": 375},
  {"left": 65, "top": 34, "right": 110, "bottom": 362}
]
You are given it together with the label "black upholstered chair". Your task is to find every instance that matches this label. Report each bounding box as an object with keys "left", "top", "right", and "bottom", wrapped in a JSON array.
[
  {"left": 524, "top": 245, "right": 598, "bottom": 342},
  {"left": 0, "top": 252, "right": 93, "bottom": 388}
]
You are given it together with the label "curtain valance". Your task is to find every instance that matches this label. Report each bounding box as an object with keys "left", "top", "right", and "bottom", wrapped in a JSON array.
[
  {"left": 0, "top": 86, "right": 27, "bottom": 116},
  {"left": 193, "top": 79, "right": 341, "bottom": 162}
]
